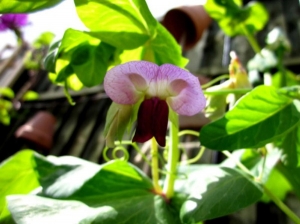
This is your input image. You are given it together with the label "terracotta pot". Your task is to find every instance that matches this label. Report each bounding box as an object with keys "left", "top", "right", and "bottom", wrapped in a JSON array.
[
  {"left": 15, "top": 111, "right": 56, "bottom": 151},
  {"left": 162, "top": 5, "right": 212, "bottom": 50}
]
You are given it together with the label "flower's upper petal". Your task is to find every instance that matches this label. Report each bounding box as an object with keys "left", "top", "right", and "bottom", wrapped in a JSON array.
[
  {"left": 158, "top": 64, "right": 206, "bottom": 116},
  {"left": 104, "top": 61, "right": 159, "bottom": 104}
]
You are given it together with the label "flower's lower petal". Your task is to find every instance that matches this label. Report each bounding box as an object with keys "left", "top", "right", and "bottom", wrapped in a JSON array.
[
  {"left": 104, "top": 61, "right": 159, "bottom": 105},
  {"left": 132, "top": 98, "right": 168, "bottom": 147},
  {"left": 158, "top": 64, "right": 206, "bottom": 116},
  {"left": 153, "top": 99, "right": 168, "bottom": 147},
  {"left": 132, "top": 99, "right": 154, "bottom": 143}
]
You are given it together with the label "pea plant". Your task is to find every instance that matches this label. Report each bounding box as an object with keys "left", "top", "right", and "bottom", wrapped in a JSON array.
[{"left": 1, "top": 0, "right": 300, "bottom": 223}]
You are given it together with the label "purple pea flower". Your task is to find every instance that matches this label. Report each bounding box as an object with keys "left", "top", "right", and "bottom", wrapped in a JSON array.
[
  {"left": 104, "top": 61, "right": 206, "bottom": 147},
  {"left": 0, "top": 14, "right": 28, "bottom": 31}
]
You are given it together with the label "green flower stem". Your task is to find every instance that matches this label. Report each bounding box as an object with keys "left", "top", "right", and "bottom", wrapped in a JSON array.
[
  {"left": 242, "top": 26, "right": 261, "bottom": 54},
  {"left": 64, "top": 81, "right": 75, "bottom": 105},
  {"left": 163, "top": 115, "right": 179, "bottom": 199},
  {"left": 222, "top": 151, "right": 254, "bottom": 177},
  {"left": 201, "top": 75, "right": 230, "bottom": 89},
  {"left": 180, "top": 146, "right": 205, "bottom": 165},
  {"left": 203, "top": 88, "right": 252, "bottom": 96},
  {"left": 151, "top": 137, "right": 162, "bottom": 194},
  {"left": 277, "top": 48, "right": 287, "bottom": 87},
  {"left": 263, "top": 185, "right": 300, "bottom": 224}
]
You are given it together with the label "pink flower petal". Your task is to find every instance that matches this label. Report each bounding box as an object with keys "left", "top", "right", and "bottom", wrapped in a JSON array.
[
  {"left": 158, "top": 64, "right": 206, "bottom": 116},
  {"left": 104, "top": 61, "right": 206, "bottom": 116},
  {"left": 104, "top": 61, "right": 159, "bottom": 104}
]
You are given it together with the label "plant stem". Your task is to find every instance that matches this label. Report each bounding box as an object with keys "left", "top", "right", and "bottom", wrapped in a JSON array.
[
  {"left": 203, "top": 88, "right": 252, "bottom": 96},
  {"left": 263, "top": 185, "right": 300, "bottom": 224},
  {"left": 163, "top": 115, "right": 179, "bottom": 198},
  {"left": 277, "top": 48, "right": 287, "bottom": 87},
  {"left": 242, "top": 26, "right": 261, "bottom": 54},
  {"left": 222, "top": 151, "right": 254, "bottom": 177},
  {"left": 151, "top": 137, "right": 162, "bottom": 193},
  {"left": 201, "top": 75, "right": 230, "bottom": 89}
]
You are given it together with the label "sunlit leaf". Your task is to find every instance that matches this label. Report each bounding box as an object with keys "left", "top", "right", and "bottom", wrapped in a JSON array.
[
  {"left": 0, "top": 150, "right": 40, "bottom": 222},
  {"left": 75, "top": 0, "right": 157, "bottom": 49},
  {"left": 117, "top": 24, "right": 188, "bottom": 67},
  {"left": 8, "top": 155, "right": 181, "bottom": 223},
  {"left": 151, "top": 23, "right": 188, "bottom": 67},
  {"left": 200, "top": 86, "right": 300, "bottom": 150},
  {"left": 44, "top": 41, "right": 61, "bottom": 73},
  {"left": 277, "top": 163, "right": 300, "bottom": 199},
  {"left": 33, "top": 32, "right": 55, "bottom": 48},
  {"left": 0, "top": 0, "right": 63, "bottom": 13},
  {"left": 104, "top": 102, "right": 137, "bottom": 147},
  {"left": 205, "top": 0, "right": 268, "bottom": 36},
  {"left": 177, "top": 165, "right": 262, "bottom": 222},
  {"left": 260, "top": 167, "right": 292, "bottom": 203},
  {"left": 22, "top": 91, "right": 39, "bottom": 101},
  {"left": 0, "top": 87, "right": 14, "bottom": 99},
  {"left": 46, "top": 29, "right": 115, "bottom": 88}
]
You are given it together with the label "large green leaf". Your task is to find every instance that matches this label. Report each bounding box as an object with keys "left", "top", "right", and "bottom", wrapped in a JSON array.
[
  {"left": 0, "top": 150, "right": 40, "bottom": 222},
  {"left": 200, "top": 86, "right": 300, "bottom": 150},
  {"left": 46, "top": 28, "right": 115, "bottom": 87},
  {"left": 177, "top": 165, "right": 262, "bottom": 223},
  {"left": 74, "top": 0, "right": 157, "bottom": 49},
  {"left": 8, "top": 155, "right": 181, "bottom": 223},
  {"left": 205, "top": 0, "right": 268, "bottom": 36},
  {"left": 0, "top": 0, "right": 63, "bottom": 13}
]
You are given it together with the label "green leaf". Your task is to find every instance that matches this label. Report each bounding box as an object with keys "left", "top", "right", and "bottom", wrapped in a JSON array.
[
  {"left": 151, "top": 23, "right": 188, "bottom": 67},
  {"left": 74, "top": 0, "right": 157, "bottom": 49},
  {"left": 8, "top": 156, "right": 180, "bottom": 223},
  {"left": 0, "top": 108, "right": 10, "bottom": 125},
  {"left": 200, "top": 86, "right": 300, "bottom": 150},
  {"left": 277, "top": 163, "right": 300, "bottom": 199},
  {"left": 46, "top": 29, "right": 115, "bottom": 88},
  {"left": 260, "top": 167, "right": 292, "bottom": 203},
  {"left": 0, "top": 0, "right": 63, "bottom": 13},
  {"left": 22, "top": 91, "right": 39, "bottom": 101},
  {"left": 44, "top": 41, "right": 61, "bottom": 73},
  {"left": 177, "top": 165, "right": 262, "bottom": 223},
  {"left": 33, "top": 32, "right": 55, "bottom": 48},
  {"left": 278, "top": 125, "right": 300, "bottom": 167},
  {"left": 0, "top": 150, "right": 40, "bottom": 221},
  {"left": 104, "top": 102, "right": 138, "bottom": 147},
  {"left": 0, "top": 88, "right": 14, "bottom": 99},
  {"left": 205, "top": 0, "right": 268, "bottom": 36},
  {"left": 278, "top": 85, "right": 300, "bottom": 100},
  {"left": 71, "top": 41, "right": 115, "bottom": 87}
]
